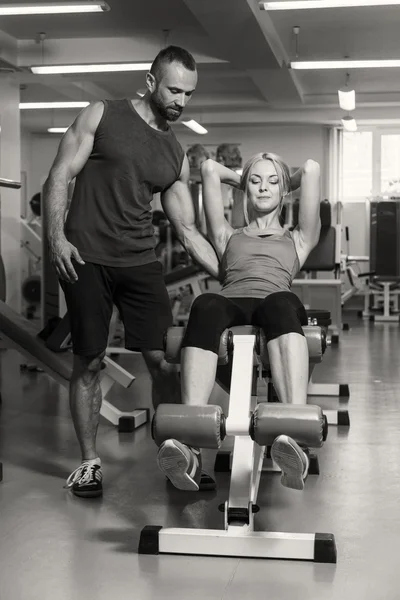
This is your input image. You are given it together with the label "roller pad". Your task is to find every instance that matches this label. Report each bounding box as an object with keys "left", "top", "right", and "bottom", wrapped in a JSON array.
[
  {"left": 152, "top": 404, "right": 225, "bottom": 449},
  {"left": 164, "top": 327, "right": 231, "bottom": 365},
  {"left": 251, "top": 403, "right": 325, "bottom": 448}
]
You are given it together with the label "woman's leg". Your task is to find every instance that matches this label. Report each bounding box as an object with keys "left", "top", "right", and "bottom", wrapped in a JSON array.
[
  {"left": 180, "top": 294, "right": 248, "bottom": 406},
  {"left": 253, "top": 291, "right": 308, "bottom": 404},
  {"left": 253, "top": 292, "right": 310, "bottom": 490},
  {"left": 157, "top": 293, "right": 248, "bottom": 491}
]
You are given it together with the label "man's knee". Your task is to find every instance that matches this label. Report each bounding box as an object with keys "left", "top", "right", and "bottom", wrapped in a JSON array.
[
  {"left": 72, "top": 351, "right": 106, "bottom": 381},
  {"left": 142, "top": 349, "right": 175, "bottom": 378}
]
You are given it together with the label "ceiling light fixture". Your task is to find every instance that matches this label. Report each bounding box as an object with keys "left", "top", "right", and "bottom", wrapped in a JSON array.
[
  {"left": 48, "top": 127, "right": 68, "bottom": 133},
  {"left": 338, "top": 72, "right": 356, "bottom": 110},
  {"left": 341, "top": 115, "right": 358, "bottom": 131},
  {"left": 260, "top": 0, "right": 400, "bottom": 10},
  {"left": 0, "top": 1, "right": 109, "bottom": 15},
  {"left": 20, "top": 102, "right": 89, "bottom": 109},
  {"left": 291, "top": 59, "right": 400, "bottom": 69},
  {"left": 31, "top": 62, "right": 152, "bottom": 75},
  {"left": 338, "top": 88, "right": 355, "bottom": 110},
  {"left": 182, "top": 120, "right": 208, "bottom": 135}
]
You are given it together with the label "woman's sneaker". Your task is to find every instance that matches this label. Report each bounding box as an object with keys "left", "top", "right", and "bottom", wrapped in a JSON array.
[
  {"left": 270, "top": 435, "right": 309, "bottom": 491},
  {"left": 64, "top": 458, "right": 103, "bottom": 498},
  {"left": 157, "top": 439, "right": 215, "bottom": 491}
]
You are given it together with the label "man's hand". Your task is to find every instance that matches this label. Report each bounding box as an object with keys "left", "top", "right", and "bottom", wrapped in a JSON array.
[{"left": 49, "top": 236, "right": 85, "bottom": 283}]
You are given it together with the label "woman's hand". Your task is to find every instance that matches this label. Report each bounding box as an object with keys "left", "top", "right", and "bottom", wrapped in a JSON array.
[{"left": 201, "top": 159, "right": 241, "bottom": 188}]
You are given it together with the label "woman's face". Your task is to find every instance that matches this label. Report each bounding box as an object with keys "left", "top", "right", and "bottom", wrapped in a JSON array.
[{"left": 246, "top": 159, "right": 281, "bottom": 214}]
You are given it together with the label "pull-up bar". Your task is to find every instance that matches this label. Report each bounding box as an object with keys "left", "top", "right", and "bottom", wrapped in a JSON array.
[{"left": 0, "top": 178, "right": 21, "bottom": 190}]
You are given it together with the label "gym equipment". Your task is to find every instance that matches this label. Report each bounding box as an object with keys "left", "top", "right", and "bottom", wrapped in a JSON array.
[
  {"left": 0, "top": 301, "right": 149, "bottom": 450},
  {"left": 165, "top": 264, "right": 212, "bottom": 325},
  {"left": 139, "top": 324, "right": 336, "bottom": 563},
  {"left": 33, "top": 312, "right": 149, "bottom": 432},
  {"left": 291, "top": 199, "right": 342, "bottom": 344},
  {"left": 289, "top": 200, "right": 351, "bottom": 410},
  {"left": 361, "top": 200, "right": 400, "bottom": 322},
  {"left": 0, "top": 178, "right": 21, "bottom": 190},
  {"left": 163, "top": 262, "right": 350, "bottom": 426},
  {"left": 305, "top": 310, "right": 350, "bottom": 425},
  {"left": 29, "top": 192, "right": 41, "bottom": 218}
]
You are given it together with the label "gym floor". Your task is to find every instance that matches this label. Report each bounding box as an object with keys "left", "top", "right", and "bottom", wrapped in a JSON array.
[{"left": 0, "top": 313, "right": 400, "bottom": 600}]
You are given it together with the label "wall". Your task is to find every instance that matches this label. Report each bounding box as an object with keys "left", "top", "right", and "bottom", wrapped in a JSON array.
[
  {"left": 0, "top": 74, "right": 21, "bottom": 310},
  {"left": 176, "top": 124, "right": 329, "bottom": 196},
  {"left": 21, "top": 123, "right": 330, "bottom": 202},
  {"left": 22, "top": 134, "right": 60, "bottom": 203}
]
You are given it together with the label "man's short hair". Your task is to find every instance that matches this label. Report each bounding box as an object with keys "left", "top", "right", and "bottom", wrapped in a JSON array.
[{"left": 150, "top": 45, "right": 197, "bottom": 80}]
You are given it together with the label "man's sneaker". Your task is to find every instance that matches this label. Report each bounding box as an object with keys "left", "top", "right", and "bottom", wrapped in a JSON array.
[
  {"left": 64, "top": 459, "right": 103, "bottom": 498},
  {"left": 157, "top": 439, "right": 216, "bottom": 491},
  {"left": 270, "top": 435, "right": 309, "bottom": 491}
]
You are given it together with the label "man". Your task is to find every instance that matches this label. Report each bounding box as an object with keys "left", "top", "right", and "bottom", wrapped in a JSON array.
[{"left": 43, "top": 46, "right": 219, "bottom": 498}]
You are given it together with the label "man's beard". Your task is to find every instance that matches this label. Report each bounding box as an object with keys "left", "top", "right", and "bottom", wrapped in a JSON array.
[{"left": 151, "top": 93, "right": 182, "bottom": 122}]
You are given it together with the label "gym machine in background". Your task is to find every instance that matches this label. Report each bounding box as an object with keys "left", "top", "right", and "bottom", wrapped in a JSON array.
[{"left": 361, "top": 198, "right": 400, "bottom": 322}]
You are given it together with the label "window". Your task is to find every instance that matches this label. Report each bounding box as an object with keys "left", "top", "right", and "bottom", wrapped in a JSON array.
[
  {"left": 341, "top": 131, "right": 373, "bottom": 202},
  {"left": 381, "top": 134, "right": 400, "bottom": 196},
  {"left": 340, "top": 128, "right": 400, "bottom": 202}
]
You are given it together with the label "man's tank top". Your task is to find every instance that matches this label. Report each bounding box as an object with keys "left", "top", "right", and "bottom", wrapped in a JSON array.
[
  {"left": 65, "top": 99, "right": 185, "bottom": 267},
  {"left": 219, "top": 227, "right": 300, "bottom": 298}
]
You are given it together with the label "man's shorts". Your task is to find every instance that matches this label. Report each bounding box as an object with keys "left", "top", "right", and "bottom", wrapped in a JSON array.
[{"left": 60, "top": 260, "right": 172, "bottom": 356}]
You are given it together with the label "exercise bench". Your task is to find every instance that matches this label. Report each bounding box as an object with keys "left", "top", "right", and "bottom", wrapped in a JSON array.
[{"left": 139, "top": 324, "right": 336, "bottom": 563}]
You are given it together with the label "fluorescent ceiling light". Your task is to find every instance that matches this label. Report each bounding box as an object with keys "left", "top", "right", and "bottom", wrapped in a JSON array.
[
  {"left": 291, "top": 59, "right": 400, "bottom": 69},
  {"left": 48, "top": 127, "right": 68, "bottom": 133},
  {"left": 260, "top": 0, "right": 400, "bottom": 9},
  {"left": 0, "top": 2, "right": 109, "bottom": 15},
  {"left": 341, "top": 116, "right": 357, "bottom": 131},
  {"left": 182, "top": 120, "right": 208, "bottom": 135},
  {"left": 338, "top": 88, "right": 356, "bottom": 111},
  {"left": 31, "top": 63, "right": 152, "bottom": 75},
  {"left": 20, "top": 102, "right": 89, "bottom": 109}
]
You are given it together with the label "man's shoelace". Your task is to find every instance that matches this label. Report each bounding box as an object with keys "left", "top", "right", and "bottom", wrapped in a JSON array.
[{"left": 64, "top": 461, "right": 101, "bottom": 489}]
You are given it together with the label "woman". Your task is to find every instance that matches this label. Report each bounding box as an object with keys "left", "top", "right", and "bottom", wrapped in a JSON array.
[{"left": 158, "top": 152, "right": 321, "bottom": 492}]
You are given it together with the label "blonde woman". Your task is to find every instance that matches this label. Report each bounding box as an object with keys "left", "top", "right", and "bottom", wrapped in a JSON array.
[{"left": 158, "top": 152, "right": 321, "bottom": 493}]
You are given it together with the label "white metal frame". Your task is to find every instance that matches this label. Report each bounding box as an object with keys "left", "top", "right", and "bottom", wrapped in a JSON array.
[
  {"left": 99, "top": 357, "right": 148, "bottom": 429},
  {"left": 147, "top": 333, "right": 335, "bottom": 562},
  {"left": 362, "top": 280, "right": 400, "bottom": 322}
]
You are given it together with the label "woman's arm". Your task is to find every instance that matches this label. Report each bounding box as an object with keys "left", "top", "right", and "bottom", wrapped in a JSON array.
[
  {"left": 203, "top": 159, "right": 241, "bottom": 187},
  {"left": 200, "top": 159, "right": 236, "bottom": 258},
  {"left": 292, "top": 160, "right": 321, "bottom": 265}
]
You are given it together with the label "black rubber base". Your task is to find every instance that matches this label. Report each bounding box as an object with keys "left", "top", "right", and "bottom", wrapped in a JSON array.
[
  {"left": 338, "top": 410, "right": 350, "bottom": 427},
  {"left": 331, "top": 334, "right": 340, "bottom": 345},
  {"left": 314, "top": 533, "right": 337, "bottom": 563},
  {"left": 214, "top": 450, "right": 231, "bottom": 472},
  {"left": 118, "top": 408, "right": 150, "bottom": 433},
  {"left": 342, "top": 323, "right": 350, "bottom": 331},
  {"left": 339, "top": 384, "right": 350, "bottom": 399},
  {"left": 138, "top": 525, "right": 162, "bottom": 554},
  {"left": 308, "top": 454, "right": 320, "bottom": 475}
]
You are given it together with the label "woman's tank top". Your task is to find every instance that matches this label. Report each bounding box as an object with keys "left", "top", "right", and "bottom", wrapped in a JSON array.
[{"left": 219, "top": 227, "right": 300, "bottom": 298}]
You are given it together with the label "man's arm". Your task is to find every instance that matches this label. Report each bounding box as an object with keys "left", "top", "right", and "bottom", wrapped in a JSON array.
[
  {"left": 161, "top": 155, "right": 220, "bottom": 280},
  {"left": 43, "top": 101, "right": 104, "bottom": 282}
]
